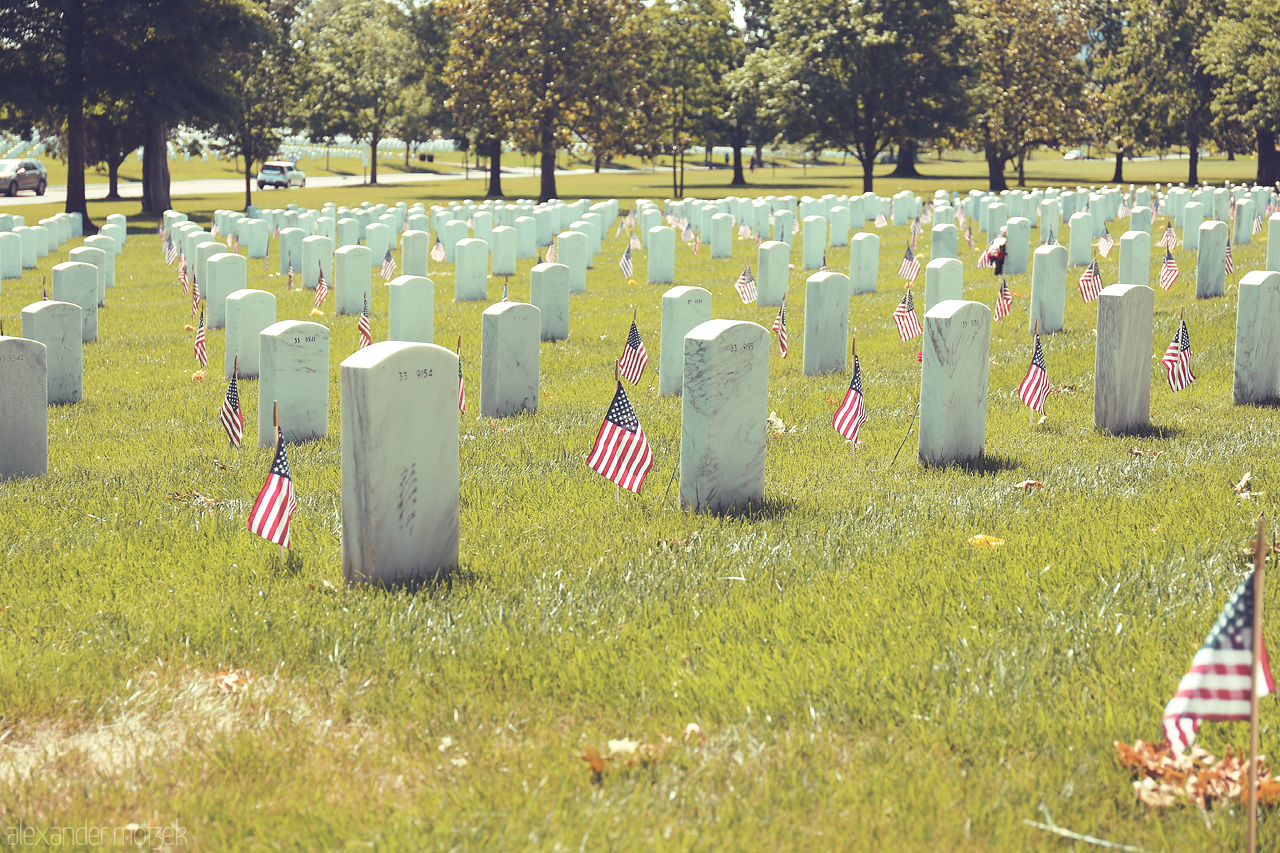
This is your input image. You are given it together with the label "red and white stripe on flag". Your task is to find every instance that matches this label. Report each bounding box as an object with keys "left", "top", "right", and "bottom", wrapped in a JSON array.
[
  {"left": 247, "top": 429, "right": 298, "bottom": 548},
  {"left": 892, "top": 291, "right": 922, "bottom": 342},
  {"left": 1016, "top": 333, "right": 1049, "bottom": 413},
  {"left": 618, "top": 321, "right": 649, "bottom": 385},
  {"left": 832, "top": 356, "right": 867, "bottom": 442},
  {"left": 585, "top": 381, "right": 654, "bottom": 494}
]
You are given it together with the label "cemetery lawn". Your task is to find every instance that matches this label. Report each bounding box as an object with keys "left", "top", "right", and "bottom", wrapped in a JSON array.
[{"left": 2, "top": 186, "right": 1278, "bottom": 851}]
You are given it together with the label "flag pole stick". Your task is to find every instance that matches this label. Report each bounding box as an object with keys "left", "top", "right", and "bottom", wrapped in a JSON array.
[
  {"left": 233, "top": 356, "right": 240, "bottom": 448},
  {"left": 1249, "top": 511, "right": 1266, "bottom": 853},
  {"left": 850, "top": 337, "right": 858, "bottom": 462},
  {"left": 273, "top": 401, "right": 284, "bottom": 562},
  {"left": 614, "top": 359, "right": 621, "bottom": 504}
]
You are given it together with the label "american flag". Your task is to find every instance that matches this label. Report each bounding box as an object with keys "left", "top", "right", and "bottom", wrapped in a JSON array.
[
  {"left": 380, "top": 248, "right": 397, "bottom": 281},
  {"left": 615, "top": 222, "right": 624, "bottom": 238},
  {"left": 1044, "top": 229, "right": 1057, "bottom": 246},
  {"left": 956, "top": 209, "right": 966, "bottom": 229},
  {"left": 1255, "top": 212, "right": 1265, "bottom": 235},
  {"left": 287, "top": 254, "right": 294, "bottom": 290},
  {"left": 585, "top": 381, "right": 654, "bottom": 494},
  {"left": 738, "top": 223, "right": 752, "bottom": 239},
  {"left": 1098, "top": 232, "right": 1114, "bottom": 258},
  {"left": 892, "top": 290, "right": 922, "bottom": 342},
  {"left": 619, "top": 246, "right": 633, "bottom": 277},
  {"left": 211, "top": 222, "right": 219, "bottom": 238},
  {"left": 178, "top": 252, "right": 189, "bottom": 292},
  {"left": 232, "top": 234, "right": 240, "bottom": 253},
  {"left": 734, "top": 265, "right": 757, "bottom": 304},
  {"left": 910, "top": 217, "right": 923, "bottom": 250},
  {"left": 1161, "top": 319, "right": 1196, "bottom": 392},
  {"left": 976, "top": 240, "right": 995, "bottom": 270},
  {"left": 431, "top": 238, "right": 446, "bottom": 262},
  {"left": 875, "top": 213, "right": 888, "bottom": 228},
  {"left": 618, "top": 320, "right": 649, "bottom": 384},
  {"left": 965, "top": 224, "right": 976, "bottom": 250},
  {"left": 772, "top": 296, "right": 788, "bottom": 358},
  {"left": 1118, "top": 200, "right": 1131, "bottom": 218},
  {"left": 314, "top": 264, "right": 328, "bottom": 309},
  {"left": 458, "top": 348, "right": 466, "bottom": 413},
  {"left": 691, "top": 234, "right": 700, "bottom": 256},
  {"left": 501, "top": 280, "right": 509, "bottom": 302},
  {"left": 1162, "top": 570, "right": 1274, "bottom": 756},
  {"left": 164, "top": 234, "right": 177, "bottom": 266},
  {"left": 1016, "top": 332, "right": 1049, "bottom": 413},
  {"left": 682, "top": 222, "right": 694, "bottom": 242},
  {"left": 898, "top": 246, "right": 920, "bottom": 283},
  {"left": 1160, "top": 223, "right": 1179, "bottom": 250},
  {"left": 1226, "top": 244, "right": 1235, "bottom": 278},
  {"left": 791, "top": 216, "right": 799, "bottom": 235},
  {"left": 629, "top": 232, "right": 642, "bottom": 252},
  {"left": 1078, "top": 259, "right": 1103, "bottom": 303},
  {"left": 1159, "top": 249, "right": 1180, "bottom": 290},
  {"left": 994, "top": 278, "right": 1012, "bottom": 322},
  {"left": 194, "top": 309, "right": 207, "bottom": 368},
  {"left": 220, "top": 372, "right": 243, "bottom": 447},
  {"left": 191, "top": 275, "right": 200, "bottom": 317},
  {"left": 247, "top": 426, "right": 298, "bottom": 548},
  {"left": 820, "top": 251, "right": 827, "bottom": 272},
  {"left": 832, "top": 355, "right": 867, "bottom": 442},
  {"left": 358, "top": 296, "right": 371, "bottom": 349},
  {"left": 545, "top": 241, "right": 556, "bottom": 263},
  {"left": 264, "top": 240, "right": 270, "bottom": 273}
]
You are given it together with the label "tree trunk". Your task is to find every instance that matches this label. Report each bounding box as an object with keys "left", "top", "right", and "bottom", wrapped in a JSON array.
[
  {"left": 538, "top": 121, "right": 557, "bottom": 202},
  {"left": 486, "top": 136, "right": 503, "bottom": 198},
  {"left": 860, "top": 156, "right": 874, "bottom": 193},
  {"left": 62, "top": 0, "right": 91, "bottom": 230},
  {"left": 404, "top": 142, "right": 410, "bottom": 167},
  {"left": 986, "top": 150, "right": 1007, "bottom": 191},
  {"left": 890, "top": 137, "right": 920, "bottom": 177},
  {"left": 244, "top": 158, "right": 253, "bottom": 210},
  {"left": 1258, "top": 129, "right": 1280, "bottom": 187},
  {"left": 1188, "top": 132, "right": 1200, "bottom": 185},
  {"left": 106, "top": 158, "right": 121, "bottom": 201},
  {"left": 594, "top": 152, "right": 602, "bottom": 173},
  {"left": 369, "top": 133, "right": 379, "bottom": 184},
  {"left": 679, "top": 151, "right": 685, "bottom": 197},
  {"left": 671, "top": 144, "right": 679, "bottom": 198},
  {"left": 141, "top": 118, "right": 171, "bottom": 214},
  {"left": 1111, "top": 148, "right": 1124, "bottom": 184},
  {"left": 1017, "top": 148, "right": 1028, "bottom": 187}
]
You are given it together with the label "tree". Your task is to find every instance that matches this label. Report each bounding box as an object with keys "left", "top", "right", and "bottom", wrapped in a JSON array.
[
  {"left": 963, "top": 0, "right": 1089, "bottom": 190},
  {"left": 1081, "top": 0, "right": 1154, "bottom": 185},
  {"left": 208, "top": 1, "right": 293, "bottom": 209},
  {"left": 398, "top": 4, "right": 454, "bottom": 169},
  {"left": 648, "top": 0, "right": 737, "bottom": 198},
  {"left": 442, "top": 0, "right": 647, "bottom": 202},
  {"left": 1201, "top": 0, "right": 1280, "bottom": 186},
  {"left": 299, "top": 0, "right": 416, "bottom": 185},
  {"left": 83, "top": 103, "right": 145, "bottom": 200},
  {"left": 763, "top": 0, "right": 969, "bottom": 193}
]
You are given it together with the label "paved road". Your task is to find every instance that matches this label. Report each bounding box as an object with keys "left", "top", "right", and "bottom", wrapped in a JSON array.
[{"left": 0, "top": 164, "right": 623, "bottom": 209}]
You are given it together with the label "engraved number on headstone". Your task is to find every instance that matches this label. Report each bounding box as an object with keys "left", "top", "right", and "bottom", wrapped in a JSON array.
[{"left": 726, "top": 342, "right": 755, "bottom": 353}]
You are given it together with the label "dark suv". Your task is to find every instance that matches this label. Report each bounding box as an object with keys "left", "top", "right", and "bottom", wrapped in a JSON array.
[{"left": 0, "top": 159, "right": 48, "bottom": 196}]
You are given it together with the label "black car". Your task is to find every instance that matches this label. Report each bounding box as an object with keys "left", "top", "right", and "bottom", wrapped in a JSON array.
[{"left": 0, "top": 159, "right": 48, "bottom": 196}]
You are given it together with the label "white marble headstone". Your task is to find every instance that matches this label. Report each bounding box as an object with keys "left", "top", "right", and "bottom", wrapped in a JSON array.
[
  {"left": 206, "top": 252, "right": 247, "bottom": 329},
  {"left": 491, "top": 226, "right": 516, "bottom": 276},
  {"left": 82, "top": 235, "right": 116, "bottom": 290},
  {"left": 388, "top": 275, "right": 434, "bottom": 344},
  {"left": 1094, "top": 284, "right": 1153, "bottom": 434},
  {"left": 931, "top": 224, "right": 958, "bottom": 261},
  {"left": 757, "top": 240, "right": 790, "bottom": 307},
  {"left": 802, "top": 272, "right": 850, "bottom": 376},
  {"left": 801, "top": 215, "right": 827, "bottom": 270},
  {"left": 660, "top": 286, "right": 712, "bottom": 397},
  {"left": 1029, "top": 244, "right": 1068, "bottom": 334},
  {"left": 1233, "top": 270, "right": 1280, "bottom": 405},
  {"left": 0, "top": 335, "right": 47, "bottom": 479},
  {"left": 918, "top": 300, "right": 991, "bottom": 466},
  {"left": 341, "top": 341, "right": 458, "bottom": 585},
  {"left": 680, "top": 320, "right": 769, "bottom": 513},
  {"left": 1118, "top": 231, "right": 1151, "bottom": 287},
  {"left": 258, "top": 320, "right": 330, "bottom": 447},
  {"left": 335, "top": 245, "right": 372, "bottom": 316},
  {"left": 68, "top": 245, "right": 107, "bottom": 308},
  {"left": 923, "top": 258, "right": 963, "bottom": 314},
  {"left": 529, "top": 263, "right": 569, "bottom": 342},
  {"left": 1196, "top": 220, "right": 1227, "bottom": 299},
  {"left": 454, "top": 237, "right": 489, "bottom": 301},
  {"left": 302, "top": 235, "right": 334, "bottom": 291},
  {"left": 20, "top": 301, "right": 82, "bottom": 405},
  {"left": 51, "top": 261, "right": 98, "bottom": 343},
  {"left": 848, "top": 232, "right": 879, "bottom": 296},
  {"left": 1004, "top": 217, "right": 1031, "bottom": 275},
  {"left": 225, "top": 289, "right": 276, "bottom": 379},
  {"left": 647, "top": 226, "right": 675, "bottom": 285},
  {"left": 480, "top": 302, "right": 540, "bottom": 418},
  {"left": 1183, "top": 202, "right": 1205, "bottom": 252},
  {"left": 1068, "top": 212, "right": 1094, "bottom": 267}
]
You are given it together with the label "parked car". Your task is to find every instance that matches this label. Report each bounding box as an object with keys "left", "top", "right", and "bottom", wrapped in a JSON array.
[
  {"left": 1062, "top": 149, "right": 1087, "bottom": 161},
  {"left": 256, "top": 160, "right": 306, "bottom": 190},
  {"left": 0, "top": 159, "right": 48, "bottom": 196}
]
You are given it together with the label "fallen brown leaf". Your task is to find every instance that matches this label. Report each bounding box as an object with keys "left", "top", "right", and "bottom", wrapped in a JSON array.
[
  {"left": 1013, "top": 479, "right": 1043, "bottom": 492},
  {"left": 213, "top": 668, "right": 251, "bottom": 693}
]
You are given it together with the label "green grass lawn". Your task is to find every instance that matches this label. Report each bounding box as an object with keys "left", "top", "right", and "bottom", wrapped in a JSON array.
[{"left": 1, "top": 174, "right": 1278, "bottom": 850}]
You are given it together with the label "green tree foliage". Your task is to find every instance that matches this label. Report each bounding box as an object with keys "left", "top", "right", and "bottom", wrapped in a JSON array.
[
  {"left": 963, "top": 0, "right": 1089, "bottom": 190},
  {"left": 1201, "top": 0, "right": 1280, "bottom": 185},
  {"left": 83, "top": 103, "right": 145, "bottom": 201},
  {"left": 647, "top": 0, "right": 737, "bottom": 198},
  {"left": 298, "top": 0, "right": 416, "bottom": 185},
  {"left": 441, "top": 0, "right": 646, "bottom": 202},
  {"left": 1082, "top": 0, "right": 1157, "bottom": 184}
]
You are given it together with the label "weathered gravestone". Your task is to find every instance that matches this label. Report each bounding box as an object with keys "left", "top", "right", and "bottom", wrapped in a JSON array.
[
  {"left": 480, "top": 302, "right": 541, "bottom": 418},
  {"left": 454, "top": 237, "right": 489, "bottom": 301},
  {"left": 803, "top": 272, "right": 850, "bottom": 376},
  {"left": 51, "top": 261, "right": 98, "bottom": 343},
  {"left": 680, "top": 319, "right": 770, "bottom": 513},
  {"left": 82, "top": 235, "right": 116, "bottom": 290},
  {"left": 364, "top": 223, "right": 391, "bottom": 267},
  {"left": 1118, "top": 231, "right": 1151, "bottom": 288},
  {"left": 931, "top": 224, "right": 958, "bottom": 261},
  {"left": 387, "top": 275, "right": 434, "bottom": 344},
  {"left": 13, "top": 227, "right": 36, "bottom": 269},
  {"left": 1233, "top": 270, "right": 1280, "bottom": 405},
  {"left": 849, "top": 232, "right": 879, "bottom": 296},
  {"left": 709, "top": 213, "right": 732, "bottom": 259},
  {"left": 1183, "top": 202, "right": 1205, "bottom": 251},
  {"left": 302, "top": 235, "right": 334, "bottom": 291},
  {"left": 924, "top": 258, "right": 963, "bottom": 313},
  {"left": 68, "top": 245, "right": 107, "bottom": 308},
  {"left": 1029, "top": 245, "right": 1068, "bottom": 334},
  {"left": 340, "top": 342, "right": 458, "bottom": 585},
  {"left": 1094, "top": 284, "right": 1154, "bottom": 434},
  {"left": 773, "top": 210, "right": 795, "bottom": 246},
  {"left": 240, "top": 219, "right": 268, "bottom": 258},
  {"left": 829, "top": 206, "right": 850, "bottom": 247},
  {"left": 529, "top": 263, "right": 569, "bottom": 342},
  {"left": 514, "top": 216, "right": 537, "bottom": 259},
  {"left": 401, "top": 230, "right": 428, "bottom": 278},
  {"left": 0, "top": 232, "right": 20, "bottom": 278},
  {"left": 1005, "top": 217, "right": 1031, "bottom": 275},
  {"left": 557, "top": 231, "right": 587, "bottom": 293},
  {"left": 660, "top": 286, "right": 712, "bottom": 397},
  {"left": 1068, "top": 211, "right": 1094, "bottom": 266},
  {"left": 1234, "top": 199, "right": 1256, "bottom": 246},
  {"left": 918, "top": 300, "right": 991, "bottom": 466},
  {"left": 258, "top": 320, "right": 329, "bottom": 447},
  {"left": 1196, "top": 220, "right": 1228, "bottom": 299},
  {"left": 647, "top": 226, "right": 676, "bottom": 285},
  {"left": 278, "top": 227, "right": 304, "bottom": 277},
  {"left": 441, "top": 219, "right": 468, "bottom": 262},
  {"left": 98, "top": 222, "right": 125, "bottom": 255},
  {"left": 206, "top": 252, "right": 247, "bottom": 329},
  {"left": 20, "top": 301, "right": 82, "bottom": 404},
  {"left": 491, "top": 226, "right": 516, "bottom": 277},
  {"left": 757, "top": 240, "right": 790, "bottom": 306},
  {"left": 802, "top": 216, "right": 827, "bottom": 270},
  {"left": 224, "top": 290, "right": 276, "bottom": 379},
  {"left": 335, "top": 245, "right": 372, "bottom": 316},
  {"left": 0, "top": 335, "right": 47, "bottom": 479},
  {"left": 336, "top": 217, "right": 359, "bottom": 249}
]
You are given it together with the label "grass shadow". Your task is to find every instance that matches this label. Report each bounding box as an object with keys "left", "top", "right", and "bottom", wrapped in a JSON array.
[
  {"left": 1097, "top": 423, "right": 1187, "bottom": 441},
  {"left": 689, "top": 495, "right": 798, "bottom": 521},
  {"left": 918, "top": 452, "right": 1022, "bottom": 475},
  {"left": 342, "top": 564, "right": 482, "bottom": 596}
]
